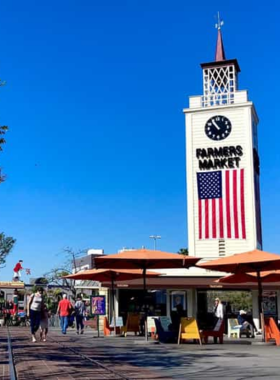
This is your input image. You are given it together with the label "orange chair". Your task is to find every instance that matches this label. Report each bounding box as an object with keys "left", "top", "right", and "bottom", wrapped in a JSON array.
[
  {"left": 265, "top": 317, "right": 280, "bottom": 346},
  {"left": 103, "top": 316, "right": 120, "bottom": 336}
]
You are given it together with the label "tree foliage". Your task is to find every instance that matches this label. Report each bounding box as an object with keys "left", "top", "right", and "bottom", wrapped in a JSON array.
[
  {"left": 0, "top": 232, "right": 16, "bottom": 268},
  {"left": 43, "top": 247, "right": 87, "bottom": 301},
  {"left": 178, "top": 248, "right": 189, "bottom": 256}
]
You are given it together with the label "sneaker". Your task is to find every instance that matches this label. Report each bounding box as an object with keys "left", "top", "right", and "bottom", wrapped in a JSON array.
[
  {"left": 81, "top": 330, "right": 84, "bottom": 335},
  {"left": 76, "top": 331, "right": 79, "bottom": 335},
  {"left": 32, "top": 336, "right": 37, "bottom": 343},
  {"left": 43, "top": 339, "right": 46, "bottom": 342}
]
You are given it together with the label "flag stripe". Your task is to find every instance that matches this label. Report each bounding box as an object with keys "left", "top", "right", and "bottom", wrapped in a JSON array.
[
  {"left": 212, "top": 198, "right": 216, "bottom": 238},
  {"left": 205, "top": 199, "right": 209, "bottom": 239},
  {"left": 219, "top": 197, "right": 224, "bottom": 238},
  {"left": 241, "top": 168, "right": 246, "bottom": 239},
  {"left": 233, "top": 170, "right": 239, "bottom": 238},
  {"left": 226, "top": 170, "right": 231, "bottom": 238},
  {"left": 198, "top": 199, "right": 202, "bottom": 239}
]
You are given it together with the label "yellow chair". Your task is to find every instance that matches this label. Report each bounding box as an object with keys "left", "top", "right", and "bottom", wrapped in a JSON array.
[
  {"left": 121, "top": 313, "right": 140, "bottom": 337},
  {"left": 178, "top": 317, "right": 202, "bottom": 345}
]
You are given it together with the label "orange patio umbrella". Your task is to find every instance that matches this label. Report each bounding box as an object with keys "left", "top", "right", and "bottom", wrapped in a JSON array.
[
  {"left": 216, "top": 273, "right": 258, "bottom": 284},
  {"left": 198, "top": 249, "right": 280, "bottom": 340},
  {"left": 94, "top": 249, "right": 200, "bottom": 293},
  {"left": 217, "top": 270, "right": 280, "bottom": 284},
  {"left": 94, "top": 249, "right": 200, "bottom": 340},
  {"left": 64, "top": 268, "right": 159, "bottom": 335}
]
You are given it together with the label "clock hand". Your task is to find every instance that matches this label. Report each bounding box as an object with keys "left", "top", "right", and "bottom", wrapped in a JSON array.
[{"left": 212, "top": 120, "right": 221, "bottom": 130}]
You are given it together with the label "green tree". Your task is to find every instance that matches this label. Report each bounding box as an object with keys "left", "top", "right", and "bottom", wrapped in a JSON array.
[
  {"left": 0, "top": 233, "right": 16, "bottom": 268},
  {"left": 178, "top": 248, "right": 189, "bottom": 256}
]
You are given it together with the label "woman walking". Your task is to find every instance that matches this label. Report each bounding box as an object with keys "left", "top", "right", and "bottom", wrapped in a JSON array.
[{"left": 27, "top": 287, "right": 44, "bottom": 342}]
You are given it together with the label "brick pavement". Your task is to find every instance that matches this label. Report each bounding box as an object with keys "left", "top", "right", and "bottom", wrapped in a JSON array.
[
  {"left": 0, "top": 329, "right": 9, "bottom": 380},
  {"left": 1, "top": 327, "right": 169, "bottom": 380},
  {"left": 2, "top": 327, "right": 280, "bottom": 380}
]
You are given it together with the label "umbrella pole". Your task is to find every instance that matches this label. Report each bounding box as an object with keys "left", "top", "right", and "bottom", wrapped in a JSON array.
[
  {"left": 111, "top": 277, "right": 117, "bottom": 336},
  {"left": 256, "top": 270, "right": 265, "bottom": 342},
  {"left": 143, "top": 267, "right": 148, "bottom": 341}
]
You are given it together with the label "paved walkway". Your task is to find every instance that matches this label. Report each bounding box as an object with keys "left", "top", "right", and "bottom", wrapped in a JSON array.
[{"left": 1, "top": 327, "right": 280, "bottom": 379}]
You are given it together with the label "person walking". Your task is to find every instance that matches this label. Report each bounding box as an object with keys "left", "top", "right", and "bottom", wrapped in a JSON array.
[
  {"left": 57, "top": 294, "right": 72, "bottom": 335},
  {"left": 75, "top": 296, "right": 85, "bottom": 335},
  {"left": 27, "top": 287, "right": 44, "bottom": 342}
]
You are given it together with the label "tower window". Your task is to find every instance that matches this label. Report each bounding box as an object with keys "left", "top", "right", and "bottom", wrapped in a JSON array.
[
  {"left": 202, "top": 65, "right": 237, "bottom": 107},
  {"left": 218, "top": 239, "right": 226, "bottom": 256}
]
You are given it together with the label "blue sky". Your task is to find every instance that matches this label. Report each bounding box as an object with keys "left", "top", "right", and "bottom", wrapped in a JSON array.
[{"left": 0, "top": 0, "right": 279, "bottom": 280}]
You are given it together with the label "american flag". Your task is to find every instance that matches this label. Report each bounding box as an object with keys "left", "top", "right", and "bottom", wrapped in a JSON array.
[{"left": 197, "top": 169, "right": 246, "bottom": 240}]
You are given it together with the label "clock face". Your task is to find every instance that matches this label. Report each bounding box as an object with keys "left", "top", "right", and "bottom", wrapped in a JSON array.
[{"left": 205, "top": 115, "right": 232, "bottom": 141}]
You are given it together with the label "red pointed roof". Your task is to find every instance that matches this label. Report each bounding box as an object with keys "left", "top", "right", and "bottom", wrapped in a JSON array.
[{"left": 215, "top": 29, "right": 226, "bottom": 61}]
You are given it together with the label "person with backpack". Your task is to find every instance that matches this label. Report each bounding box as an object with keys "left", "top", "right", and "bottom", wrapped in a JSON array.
[
  {"left": 75, "top": 296, "right": 85, "bottom": 335},
  {"left": 57, "top": 294, "right": 73, "bottom": 334}
]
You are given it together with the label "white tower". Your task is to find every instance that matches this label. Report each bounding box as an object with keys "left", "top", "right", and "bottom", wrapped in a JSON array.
[{"left": 184, "top": 19, "right": 262, "bottom": 259}]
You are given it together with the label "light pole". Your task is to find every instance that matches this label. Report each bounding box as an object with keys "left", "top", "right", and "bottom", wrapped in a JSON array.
[{"left": 149, "top": 235, "right": 161, "bottom": 250}]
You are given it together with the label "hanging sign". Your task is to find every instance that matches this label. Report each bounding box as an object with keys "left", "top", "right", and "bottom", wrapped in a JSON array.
[{"left": 90, "top": 295, "right": 106, "bottom": 316}]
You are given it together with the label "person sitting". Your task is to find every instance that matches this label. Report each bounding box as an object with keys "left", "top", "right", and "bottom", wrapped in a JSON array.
[
  {"left": 170, "top": 304, "right": 186, "bottom": 334},
  {"left": 238, "top": 310, "right": 255, "bottom": 338}
]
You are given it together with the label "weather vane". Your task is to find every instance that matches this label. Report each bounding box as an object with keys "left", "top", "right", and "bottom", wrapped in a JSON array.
[{"left": 215, "top": 11, "right": 224, "bottom": 30}]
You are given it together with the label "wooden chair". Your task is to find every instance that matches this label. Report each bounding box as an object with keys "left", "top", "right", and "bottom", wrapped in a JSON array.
[
  {"left": 178, "top": 317, "right": 202, "bottom": 345},
  {"left": 121, "top": 313, "right": 140, "bottom": 337},
  {"left": 154, "top": 318, "right": 177, "bottom": 343},
  {"left": 265, "top": 317, "right": 280, "bottom": 346},
  {"left": 200, "top": 319, "right": 224, "bottom": 344},
  {"left": 147, "top": 316, "right": 159, "bottom": 334},
  {"left": 228, "top": 318, "right": 242, "bottom": 338},
  {"left": 228, "top": 318, "right": 252, "bottom": 338}
]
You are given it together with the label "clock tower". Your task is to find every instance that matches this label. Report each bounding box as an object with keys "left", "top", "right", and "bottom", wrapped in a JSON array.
[{"left": 184, "top": 19, "right": 262, "bottom": 259}]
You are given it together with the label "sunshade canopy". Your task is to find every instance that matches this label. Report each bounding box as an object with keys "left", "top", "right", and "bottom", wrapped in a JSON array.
[
  {"left": 217, "top": 270, "right": 280, "bottom": 284},
  {"left": 197, "top": 249, "right": 280, "bottom": 273},
  {"left": 94, "top": 249, "right": 200, "bottom": 270},
  {"left": 216, "top": 273, "right": 258, "bottom": 284},
  {"left": 63, "top": 268, "right": 159, "bottom": 282}
]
